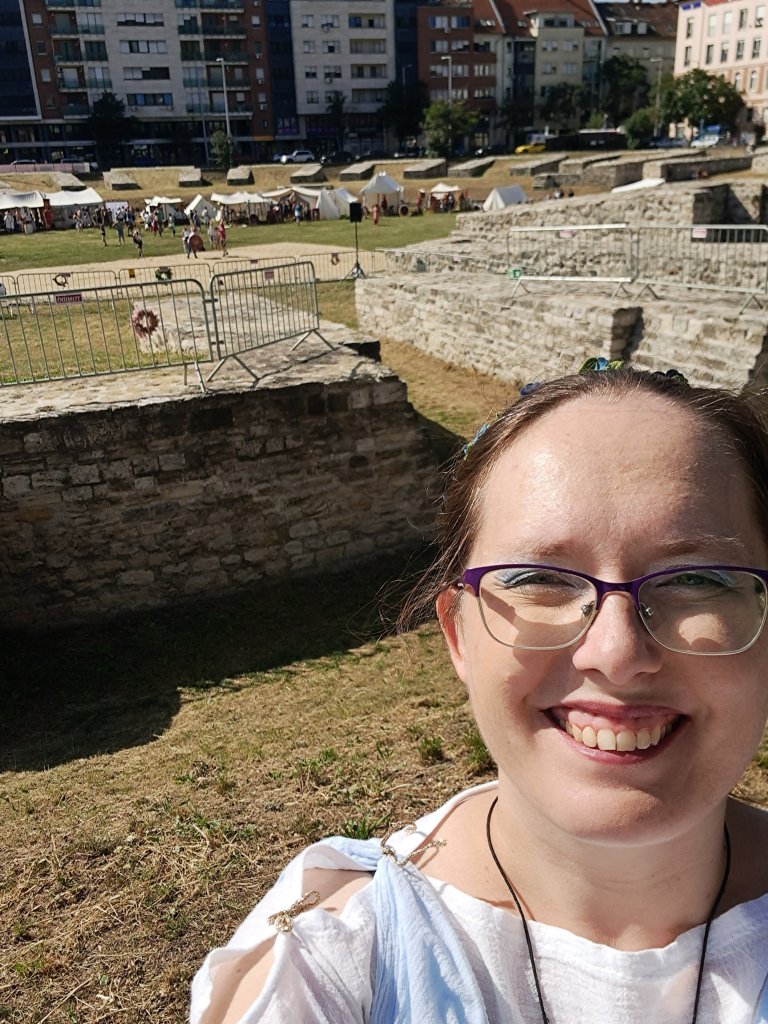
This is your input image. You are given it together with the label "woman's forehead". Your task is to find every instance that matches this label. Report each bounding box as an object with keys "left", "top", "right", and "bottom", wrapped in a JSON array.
[{"left": 476, "top": 395, "right": 756, "bottom": 564}]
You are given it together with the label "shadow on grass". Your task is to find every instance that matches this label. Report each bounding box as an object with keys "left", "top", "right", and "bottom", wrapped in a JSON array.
[{"left": 0, "top": 547, "right": 435, "bottom": 774}]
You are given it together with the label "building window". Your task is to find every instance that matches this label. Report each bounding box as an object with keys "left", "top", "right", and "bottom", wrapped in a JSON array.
[
  {"left": 452, "top": 64, "right": 468, "bottom": 77},
  {"left": 473, "top": 63, "right": 494, "bottom": 76},
  {"left": 541, "top": 39, "right": 557, "bottom": 51},
  {"left": 707, "top": 13, "right": 716, "bottom": 36},
  {"left": 430, "top": 88, "right": 447, "bottom": 100},
  {"left": 251, "top": 16, "right": 260, "bottom": 27},
  {"left": 723, "top": 11, "right": 732, "bottom": 32},
  {"left": 474, "top": 87, "right": 494, "bottom": 97},
  {"left": 120, "top": 40, "right": 168, "bottom": 53},
  {"left": 451, "top": 39, "right": 469, "bottom": 51},
  {"left": 451, "top": 15, "right": 469, "bottom": 28},
  {"left": 350, "top": 14, "right": 385, "bottom": 28},
  {"left": 32, "top": 12, "right": 42, "bottom": 25},
  {"left": 41, "top": 67, "right": 51, "bottom": 82},
  {"left": 36, "top": 41, "right": 46, "bottom": 54},
  {"left": 686, "top": 16, "right": 694, "bottom": 38},
  {"left": 322, "top": 40, "right": 340, "bottom": 53},
  {"left": 352, "top": 38, "right": 385, "bottom": 53},
  {"left": 562, "top": 39, "right": 577, "bottom": 51},
  {"left": 736, "top": 38, "right": 745, "bottom": 58},
  {"left": 758, "top": 5, "right": 766, "bottom": 27},
  {"left": 428, "top": 15, "right": 448, "bottom": 29},
  {"left": 253, "top": 40, "right": 262, "bottom": 55},
  {"left": 684, "top": 45, "right": 692, "bottom": 65},
  {"left": 303, "top": 40, "right": 315, "bottom": 53},
  {"left": 541, "top": 62, "right": 557, "bottom": 74},
  {"left": 739, "top": 9, "right": 748, "bottom": 29},
  {"left": 750, "top": 68, "right": 759, "bottom": 89},
  {"left": 323, "top": 64, "right": 342, "bottom": 80},
  {"left": 734, "top": 70, "right": 742, "bottom": 89},
  {"left": 301, "top": 14, "right": 313, "bottom": 28},
  {"left": 637, "top": 22, "right": 647, "bottom": 34},
  {"left": 721, "top": 42, "right": 729, "bottom": 61},
  {"left": 429, "top": 39, "right": 448, "bottom": 52},
  {"left": 563, "top": 62, "right": 578, "bottom": 74},
  {"left": 46, "top": 96, "right": 56, "bottom": 108},
  {"left": 320, "top": 15, "right": 339, "bottom": 28},
  {"left": 126, "top": 92, "right": 173, "bottom": 106},
  {"left": 125, "top": 66, "right": 170, "bottom": 80},
  {"left": 429, "top": 63, "right": 448, "bottom": 77},
  {"left": 705, "top": 43, "right": 714, "bottom": 63},
  {"left": 753, "top": 38, "right": 762, "bottom": 57},
  {"left": 305, "top": 65, "right": 317, "bottom": 78},
  {"left": 118, "top": 13, "right": 163, "bottom": 25},
  {"left": 306, "top": 90, "right": 319, "bottom": 103},
  {"left": 351, "top": 88, "right": 386, "bottom": 102}
]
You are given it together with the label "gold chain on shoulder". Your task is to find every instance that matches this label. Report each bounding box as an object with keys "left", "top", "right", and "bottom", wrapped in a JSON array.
[
  {"left": 267, "top": 890, "right": 321, "bottom": 933},
  {"left": 380, "top": 822, "right": 446, "bottom": 868}
]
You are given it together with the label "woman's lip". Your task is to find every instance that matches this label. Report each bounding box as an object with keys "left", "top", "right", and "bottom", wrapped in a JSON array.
[{"left": 552, "top": 701, "right": 684, "bottom": 719}]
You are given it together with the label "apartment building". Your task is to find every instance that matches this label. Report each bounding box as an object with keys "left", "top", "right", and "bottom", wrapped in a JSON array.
[
  {"left": 597, "top": 2, "right": 677, "bottom": 86},
  {"left": 675, "top": 0, "right": 768, "bottom": 125},
  {"left": 289, "top": 0, "right": 395, "bottom": 152},
  {"left": 0, "top": 0, "right": 273, "bottom": 163}
]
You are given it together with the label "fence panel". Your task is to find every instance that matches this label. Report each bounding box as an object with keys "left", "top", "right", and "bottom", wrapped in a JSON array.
[
  {"left": 0, "top": 278, "right": 213, "bottom": 387},
  {"left": 300, "top": 249, "right": 382, "bottom": 281},
  {"left": 378, "top": 248, "right": 507, "bottom": 276},
  {"left": 634, "top": 225, "right": 768, "bottom": 295},
  {"left": 117, "top": 262, "right": 212, "bottom": 291},
  {"left": 209, "top": 260, "right": 328, "bottom": 379},
  {"left": 15, "top": 267, "right": 119, "bottom": 295},
  {"left": 210, "top": 255, "right": 297, "bottom": 278},
  {"left": 506, "top": 224, "right": 633, "bottom": 282},
  {"left": 0, "top": 276, "right": 17, "bottom": 297}
]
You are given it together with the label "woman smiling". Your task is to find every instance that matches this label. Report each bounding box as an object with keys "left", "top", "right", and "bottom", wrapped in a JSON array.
[{"left": 192, "top": 365, "right": 768, "bottom": 1024}]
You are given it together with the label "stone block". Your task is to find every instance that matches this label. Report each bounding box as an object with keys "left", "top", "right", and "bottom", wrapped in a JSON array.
[
  {"left": 104, "top": 170, "right": 139, "bottom": 190},
  {"left": 178, "top": 166, "right": 202, "bottom": 187},
  {"left": 403, "top": 159, "right": 447, "bottom": 179},
  {"left": 509, "top": 155, "right": 566, "bottom": 177},
  {"left": 227, "top": 165, "right": 254, "bottom": 185},
  {"left": 3, "top": 475, "right": 31, "bottom": 497},
  {"left": 118, "top": 569, "right": 155, "bottom": 586},
  {"left": 339, "top": 161, "right": 375, "bottom": 181},
  {"left": 50, "top": 172, "right": 85, "bottom": 190},
  {"left": 290, "top": 163, "right": 326, "bottom": 184},
  {"left": 448, "top": 157, "right": 495, "bottom": 177}
]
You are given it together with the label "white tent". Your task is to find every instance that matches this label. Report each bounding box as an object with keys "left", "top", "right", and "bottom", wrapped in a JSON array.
[
  {"left": 483, "top": 185, "right": 528, "bottom": 212},
  {"left": 360, "top": 172, "right": 403, "bottom": 198},
  {"left": 47, "top": 187, "right": 103, "bottom": 207},
  {"left": 146, "top": 195, "right": 182, "bottom": 219},
  {"left": 429, "top": 182, "right": 463, "bottom": 196},
  {"left": 0, "top": 190, "right": 45, "bottom": 210},
  {"left": 291, "top": 186, "right": 339, "bottom": 220},
  {"left": 331, "top": 187, "right": 358, "bottom": 217},
  {"left": 184, "top": 193, "right": 217, "bottom": 220},
  {"left": 612, "top": 177, "right": 664, "bottom": 193}
]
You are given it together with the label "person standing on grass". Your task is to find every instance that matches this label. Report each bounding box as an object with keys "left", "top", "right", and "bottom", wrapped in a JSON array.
[
  {"left": 115, "top": 218, "right": 125, "bottom": 245},
  {"left": 203, "top": 207, "right": 210, "bottom": 230},
  {"left": 132, "top": 227, "right": 143, "bottom": 257},
  {"left": 75, "top": 209, "right": 82, "bottom": 233},
  {"left": 208, "top": 218, "right": 218, "bottom": 251},
  {"left": 168, "top": 210, "right": 176, "bottom": 237},
  {"left": 3, "top": 210, "right": 13, "bottom": 233},
  {"left": 217, "top": 220, "right": 228, "bottom": 256},
  {"left": 192, "top": 364, "right": 768, "bottom": 1024},
  {"left": 182, "top": 226, "right": 192, "bottom": 258},
  {"left": 100, "top": 220, "right": 107, "bottom": 246}
]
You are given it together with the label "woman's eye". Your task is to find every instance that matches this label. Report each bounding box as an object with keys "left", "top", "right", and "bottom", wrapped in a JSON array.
[
  {"left": 495, "top": 571, "right": 575, "bottom": 589},
  {"left": 657, "top": 571, "right": 736, "bottom": 591}
]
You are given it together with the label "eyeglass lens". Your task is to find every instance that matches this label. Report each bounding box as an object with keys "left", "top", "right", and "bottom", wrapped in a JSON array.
[{"left": 477, "top": 567, "right": 768, "bottom": 654}]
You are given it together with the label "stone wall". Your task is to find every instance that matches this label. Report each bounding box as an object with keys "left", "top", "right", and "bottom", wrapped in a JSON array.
[
  {"left": 453, "top": 184, "right": 730, "bottom": 255},
  {"left": 0, "top": 360, "right": 436, "bottom": 630},
  {"left": 356, "top": 274, "right": 768, "bottom": 389}
]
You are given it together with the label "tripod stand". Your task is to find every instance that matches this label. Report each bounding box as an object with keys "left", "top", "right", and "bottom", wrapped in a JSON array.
[{"left": 343, "top": 209, "right": 366, "bottom": 280}]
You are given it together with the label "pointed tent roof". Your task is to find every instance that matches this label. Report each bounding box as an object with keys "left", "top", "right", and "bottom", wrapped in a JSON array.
[{"left": 360, "top": 172, "right": 403, "bottom": 196}]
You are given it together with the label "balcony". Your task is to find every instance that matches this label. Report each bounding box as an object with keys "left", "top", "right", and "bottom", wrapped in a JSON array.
[
  {"left": 178, "top": 22, "right": 200, "bottom": 33},
  {"left": 49, "top": 22, "right": 104, "bottom": 34},
  {"left": 61, "top": 102, "right": 91, "bottom": 116},
  {"left": 204, "top": 48, "right": 248, "bottom": 61},
  {"left": 53, "top": 52, "right": 83, "bottom": 62},
  {"left": 86, "top": 75, "right": 111, "bottom": 87},
  {"left": 46, "top": 0, "right": 101, "bottom": 6},
  {"left": 202, "top": 0, "right": 245, "bottom": 9},
  {"left": 57, "top": 78, "right": 87, "bottom": 90},
  {"left": 186, "top": 101, "right": 211, "bottom": 112},
  {"left": 200, "top": 24, "right": 246, "bottom": 37}
]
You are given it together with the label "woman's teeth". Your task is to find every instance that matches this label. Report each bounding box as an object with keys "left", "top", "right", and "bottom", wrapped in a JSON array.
[{"left": 558, "top": 718, "right": 678, "bottom": 751}]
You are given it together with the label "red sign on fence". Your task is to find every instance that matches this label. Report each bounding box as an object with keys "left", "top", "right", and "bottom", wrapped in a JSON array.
[
  {"left": 55, "top": 292, "right": 83, "bottom": 305},
  {"left": 264, "top": 269, "right": 275, "bottom": 281}
]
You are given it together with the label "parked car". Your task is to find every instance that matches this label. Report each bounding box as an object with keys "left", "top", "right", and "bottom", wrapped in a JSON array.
[
  {"left": 647, "top": 136, "right": 689, "bottom": 149},
  {"left": 10, "top": 159, "right": 36, "bottom": 165},
  {"left": 690, "top": 133, "right": 728, "bottom": 149},
  {"left": 394, "top": 146, "right": 423, "bottom": 159},
  {"left": 320, "top": 150, "right": 354, "bottom": 165},
  {"left": 280, "top": 149, "right": 316, "bottom": 164},
  {"left": 514, "top": 142, "right": 546, "bottom": 155}
]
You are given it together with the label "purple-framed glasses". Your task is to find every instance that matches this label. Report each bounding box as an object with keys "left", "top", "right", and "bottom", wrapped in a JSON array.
[{"left": 458, "top": 564, "right": 768, "bottom": 655}]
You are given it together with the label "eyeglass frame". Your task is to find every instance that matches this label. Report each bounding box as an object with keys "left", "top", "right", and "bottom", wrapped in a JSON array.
[{"left": 456, "top": 564, "right": 768, "bottom": 655}]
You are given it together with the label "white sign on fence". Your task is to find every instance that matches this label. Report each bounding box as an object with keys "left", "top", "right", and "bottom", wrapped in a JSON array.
[{"left": 54, "top": 293, "right": 83, "bottom": 305}]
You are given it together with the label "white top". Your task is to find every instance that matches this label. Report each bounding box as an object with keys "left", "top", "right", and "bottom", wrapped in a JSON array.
[{"left": 203, "top": 784, "right": 768, "bottom": 1024}]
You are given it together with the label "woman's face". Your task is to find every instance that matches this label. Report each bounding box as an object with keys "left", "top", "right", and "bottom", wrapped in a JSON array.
[{"left": 443, "top": 395, "right": 768, "bottom": 844}]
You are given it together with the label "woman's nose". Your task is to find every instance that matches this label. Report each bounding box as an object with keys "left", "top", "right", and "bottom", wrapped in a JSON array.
[{"left": 571, "top": 591, "right": 664, "bottom": 684}]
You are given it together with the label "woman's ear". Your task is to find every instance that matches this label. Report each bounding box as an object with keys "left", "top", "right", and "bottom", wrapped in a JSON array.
[{"left": 436, "top": 587, "right": 469, "bottom": 684}]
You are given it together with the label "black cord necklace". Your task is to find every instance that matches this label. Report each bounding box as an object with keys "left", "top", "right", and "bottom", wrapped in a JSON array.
[{"left": 485, "top": 796, "right": 731, "bottom": 1024}]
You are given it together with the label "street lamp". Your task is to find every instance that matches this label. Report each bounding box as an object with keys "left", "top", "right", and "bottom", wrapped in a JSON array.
[
  {"left": 440, "top": 54, "right": 452, "bottom": 105},
  {"left": 217, "top": 56, "right": 232, "bottom": 138},
  {"left": 650, "top": 57, "right": 663, "bottom": 137}
]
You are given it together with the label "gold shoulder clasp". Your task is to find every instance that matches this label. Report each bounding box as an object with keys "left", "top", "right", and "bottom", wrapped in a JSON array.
[{"left": 267, "top": 890, "right": 322, "bottom": 933}]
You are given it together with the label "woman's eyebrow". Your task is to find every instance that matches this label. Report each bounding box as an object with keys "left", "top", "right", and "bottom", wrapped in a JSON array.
[{"left": 494, "top": 534, "right": 748, "bottom": 565}]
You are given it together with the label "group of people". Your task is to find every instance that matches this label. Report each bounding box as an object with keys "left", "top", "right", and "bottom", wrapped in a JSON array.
[{"left": 546, "top": 187, "right": 576, "bottom": 200}]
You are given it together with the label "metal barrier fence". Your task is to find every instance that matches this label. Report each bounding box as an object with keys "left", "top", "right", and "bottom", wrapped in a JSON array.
[
  {"left": 116, "top": 262, "right": 213, "bottom": 292},
  {"left": 208, "top": 260, "right": 330, "bottom": 381},
  {"left": 15, "top": 267, "right": 119, "bottom": 295},
  {"left": 0, "top": 279, "right": 213, "bottom": 388},
  {"left": 634, "top": 225, "right": 768, "bottom": 300},
  {"left": 506, "top": 224, "right": 634, "bottom": 284}
]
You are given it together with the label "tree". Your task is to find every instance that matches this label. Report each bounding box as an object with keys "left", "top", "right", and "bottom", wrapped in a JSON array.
[
  {"left": 600, "top": 56, "right": 649, "bottom": 125},
  {"left": 378, "top": 80, "right": 429, "bottom": 147},
  {"left": 540, "top": 83, "right": 584, "bottom": 129},
  {"left": 660, "top": 69, "right": 744, "bottom": 131},
  {"left": 495, "top": 95, "right": 534, "bottom": 144},
  {"left": 85, "top": 92, "right": 139, "bottom": 168},
  {"left": 622, "top": 106, "right": 656, "bottom": 149},
  {"left": 326, "top": 91, "right": 347, "bottom": 149},
  {"left": 421, "top": 101, "right": 479, "bottom": 158},
  {"left": 211, "top": 129, "right": 234, "bottom": 169}
]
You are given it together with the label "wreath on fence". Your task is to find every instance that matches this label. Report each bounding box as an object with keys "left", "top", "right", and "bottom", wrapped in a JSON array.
[
  {"left": 331, "top": 253, "right": 340, "bottom": 266},
  {"left": 155, "top": 266, "right": 173, "bottom": 282},
  {"left": 53, "top": 273, "right": 71, "bottom": 288},
  {"left": 132, "top": 307, "right": 160, "bottom": 338}
]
